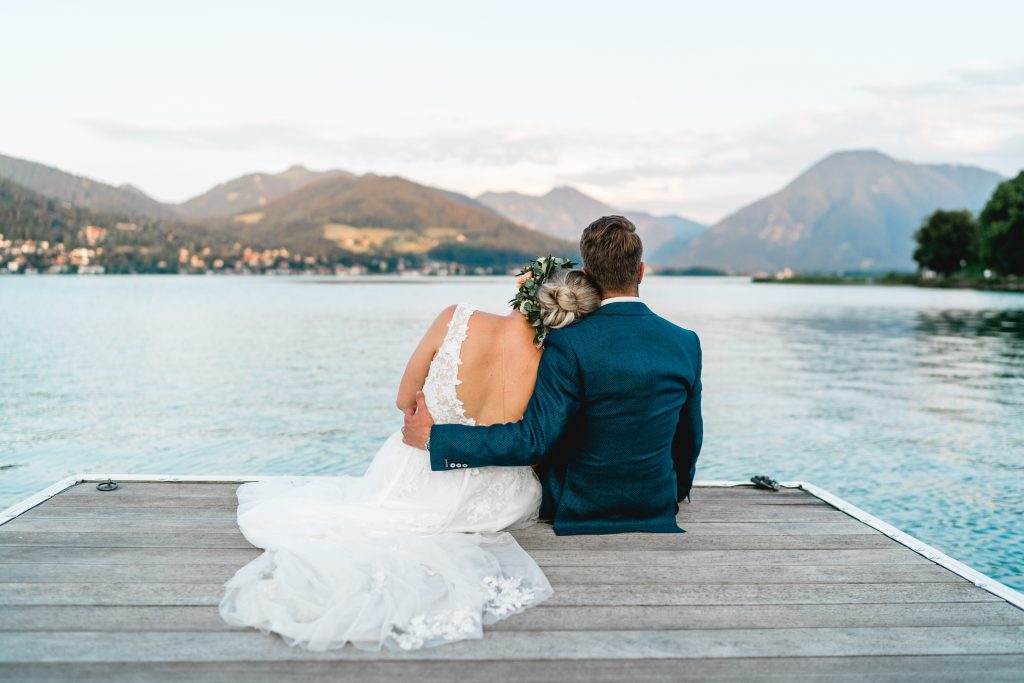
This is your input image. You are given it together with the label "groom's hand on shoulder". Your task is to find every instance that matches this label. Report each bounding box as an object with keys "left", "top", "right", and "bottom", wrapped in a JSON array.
[{"left": 402, "top": 391, "right": 434, "bottom": 450}]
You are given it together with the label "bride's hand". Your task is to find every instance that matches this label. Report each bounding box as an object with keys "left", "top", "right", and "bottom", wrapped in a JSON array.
[{"left": 402, "top": 391, "right": 434, "bottom": 450}]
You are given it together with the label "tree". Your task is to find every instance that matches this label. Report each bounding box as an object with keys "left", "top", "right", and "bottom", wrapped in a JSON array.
[
  {"left": 979, "top": 171, "right": 1024, "bottom": 275},
  {"left": 913, "top": 209, "right": 978, "bottom": 275}
]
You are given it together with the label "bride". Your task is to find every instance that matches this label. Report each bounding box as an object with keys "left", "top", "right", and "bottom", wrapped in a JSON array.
[{"left": 219, "top": 258, "right": 601, "bottom": 651}]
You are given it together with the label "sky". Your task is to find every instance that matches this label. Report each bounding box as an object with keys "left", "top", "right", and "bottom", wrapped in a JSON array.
[{"left": 2, "top": 0, "right": 1023, "bottom": 223}]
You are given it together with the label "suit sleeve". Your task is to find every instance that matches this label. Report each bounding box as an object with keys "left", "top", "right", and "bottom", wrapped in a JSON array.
[
  {"left": 672, "top": 332, "right": 703, "bottom": 501},
  {"left": 427, "top": 332, "right": 580, "bottom": 471}
]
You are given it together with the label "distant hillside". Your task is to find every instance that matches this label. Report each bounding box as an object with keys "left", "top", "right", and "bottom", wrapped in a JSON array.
[
  {"left": 0, "top": 177, "right": 94, "bottom": 244},
  {"left": 210, "top": 174, "right": 575, "bottom": 265},
  {"left": 659, "top": 150, "right": 1005, "bottom": 273},
  {"left": 476, "top": 186, "right": 705, "bottom": 257},
  {"left": 0, "top": 176, "right": 213, "bottom": 257},
  {"left": 0, "top": 153, "right": 176, "bottom": 218},
  {"left": 177, "top": 165, "right": 354, "bottom": 218},
  {"left": 645, "top": 214, "right": 710, "bottom": 264}
]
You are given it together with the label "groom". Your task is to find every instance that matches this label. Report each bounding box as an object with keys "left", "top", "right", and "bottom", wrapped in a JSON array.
[{"left": 403, "top": 215, "right": 703, "bottom": 535}]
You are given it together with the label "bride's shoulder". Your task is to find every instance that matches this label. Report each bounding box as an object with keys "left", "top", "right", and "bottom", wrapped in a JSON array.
[{"left": 423, "top": 303, "right": 476, "bottom": 336}]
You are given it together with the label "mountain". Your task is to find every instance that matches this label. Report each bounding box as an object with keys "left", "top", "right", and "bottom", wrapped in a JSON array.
[
  {"left": 659, "top": 150, "right": 1005, "bottom": 273},
  {"left": 0, "top": 153, "right": 176, "bottom": 218},
  {"left": 0, "top": 176, "right": 217, "bottom": 267},
  {"left": 0, "top": 177, "right": 96, "bottom": 245},
  {"left": 476, "top": 186, "right": 705, "bottom": 257},
  {"left": 642, "top": 214, "right": 708, "bottom": 263},
  {"left": 210, "top": 173, "right": 574, "bottom": 265},
  {"left": 176, "top": 165, "right": 354, "bottom": 218}
]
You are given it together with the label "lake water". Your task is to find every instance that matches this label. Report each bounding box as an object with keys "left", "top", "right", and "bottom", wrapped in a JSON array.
[{"left": 2, "top": 275, "right": 1022, "bottom": 589}]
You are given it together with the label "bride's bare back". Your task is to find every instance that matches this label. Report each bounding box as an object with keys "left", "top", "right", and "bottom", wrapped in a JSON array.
[{"left": 397, "top": 306, "right": 541, "bottom": 426}]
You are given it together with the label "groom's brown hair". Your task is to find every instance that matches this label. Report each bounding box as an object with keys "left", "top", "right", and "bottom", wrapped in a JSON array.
[{"left": 580, "top": 215, "right": 643, "bottom": 294}]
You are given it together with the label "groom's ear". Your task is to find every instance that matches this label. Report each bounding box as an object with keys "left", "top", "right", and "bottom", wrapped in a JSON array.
[{"left": 637, "top": 262, "right": 645, "bottom": 285}]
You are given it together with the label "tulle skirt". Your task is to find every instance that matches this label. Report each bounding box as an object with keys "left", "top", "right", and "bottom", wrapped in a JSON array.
[{"left": 219, "top": 431, "right": 552, "bottom": 651}]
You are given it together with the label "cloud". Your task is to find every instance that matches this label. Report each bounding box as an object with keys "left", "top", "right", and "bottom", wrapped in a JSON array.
[
  {"left": 858, "top": 60, "right": 1024, "bottom": 98},
  {"left": 80, "top": 61, "right": 1024, "bottom": 222},
  {"left": 954, "top": 62, "right": 1024, "bottom": 86},
  {"left": 82, "top": 120, "right": 328, "bottom": 150}
]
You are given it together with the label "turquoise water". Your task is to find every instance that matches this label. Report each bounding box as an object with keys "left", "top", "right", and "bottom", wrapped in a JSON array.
[{"left": 2, "top": 275, "right": 1022, "bottom": 589}]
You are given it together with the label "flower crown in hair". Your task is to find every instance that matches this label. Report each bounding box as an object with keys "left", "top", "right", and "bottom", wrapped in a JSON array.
[{"left": 509, "top": 255, "right": 577, "bottom": 348}]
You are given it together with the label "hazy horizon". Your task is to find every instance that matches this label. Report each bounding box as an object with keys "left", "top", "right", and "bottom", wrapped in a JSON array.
[{"left": 3, "top": 1, "right": 1023, "bottom": 223}]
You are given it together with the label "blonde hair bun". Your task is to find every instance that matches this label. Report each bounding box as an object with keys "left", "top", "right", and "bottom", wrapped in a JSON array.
[{"left": 537, "top": 269, "right": 601, "bottom": 330}]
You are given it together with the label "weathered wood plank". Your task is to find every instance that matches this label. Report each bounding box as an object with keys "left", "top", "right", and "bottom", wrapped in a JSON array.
[
  {"left": 5, "top": 656, "right": 1024, "bottom": 683},
  {"left": 57, "top": 483, "right": 811, "bottom": 500},
  {"left": 2, "top": 627, "right": 1023, "bottom": 662},
  {"left": 491, "top": 602, "right": 1024, "bottom": 630},
  {"left": 61, "top": 483, "right": 248, "bottom": 497},
  {"left": 0, "top": 581, "right": 998, "bottom": 607},
  {"left": 515, "top": 533, "right": 900, "bottom": 551},
  {"left": 0, "top": 530, "right": 255, "bottom": 548},
  {"left": 541, "top": 583, "right": 1000, "bottom": 606},
  {"left": 0, "top": 546, "right": 263, "bottom": 565},
  {"left": 18, "top": 506, "right": 240, "bottom": 521},
  {"left": 682, "top": 498, "right": 834, "bottom": 506},
  {"left": 2, "top": 516, "right": 873, "bottom": 536},
  {"left": 15, "top": 656, "right": 1024, "bottom": 683},
  {"left": 0, "top": 529, "right": 900, "bottom": 550},
  {"left": 688, "top": 487, "right": 813, "bottom": 498},
  {"left": 19, "top": 504, "right": 849, "bottom": 523},
  {"left": 0, "top": 546, "right": 931, "bottom": 568},
  {"left": 0, "top": 606, "right": 245, "bottom": 632},
  {"left": 531, "top": 548, "right": 932, "bottom": 566},
  {"left": 4, "top": 601, "right": 1022, "bottom": 634},
  {"left": 51, "top": 483, "right": 826, "bottom": 504},
  {"left": 0, "top": 561, "right": 963, "bottom": 585},
  {"left": 42, "top": 495, "right": 239, "bottom": 509}
]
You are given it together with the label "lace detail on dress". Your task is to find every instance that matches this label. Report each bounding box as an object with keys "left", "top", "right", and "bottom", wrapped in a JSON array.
[
  {"left": 483, "top": 575, "right": 539, "bottom": 618},
  {"left": 421, "top": 304, "right": 477, "bottom": 427},
  {"left": 387, "top": 574, "right": 543, "bottom": 650},
  {"left": 389, "top": 609, "right": 480, "bottom": 651},
  {"left": 464, "top": 469, "right": 535, "bottom": 523}
]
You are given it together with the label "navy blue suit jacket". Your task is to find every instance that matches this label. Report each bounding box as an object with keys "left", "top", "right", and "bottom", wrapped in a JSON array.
[{"left": 428, "top": 301, "right": 703, "bottom": 536}]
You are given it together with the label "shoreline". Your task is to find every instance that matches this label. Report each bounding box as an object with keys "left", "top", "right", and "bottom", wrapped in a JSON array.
[{"left": 751, "top": 274, "right": 1024, "bottom": 292}]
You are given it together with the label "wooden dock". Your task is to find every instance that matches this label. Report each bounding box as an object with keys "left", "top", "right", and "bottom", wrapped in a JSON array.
[{"left": 1, "top": 477, "right": 1022, "bottom": 682}]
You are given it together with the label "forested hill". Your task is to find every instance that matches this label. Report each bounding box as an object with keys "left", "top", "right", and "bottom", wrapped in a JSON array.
[
  {"left": 208, "top": 173, "right": 575, "bottom": 264},
  {"left": 0, "top": 153, "right": 176, "bottom": 219},
  {"left": 176, "top": 165, "right": 355, "bottom": 218}
]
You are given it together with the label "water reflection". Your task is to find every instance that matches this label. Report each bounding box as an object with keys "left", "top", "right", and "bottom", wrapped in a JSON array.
[{"left": 916, "top": 308, "right": 1024, "bottom": 341}]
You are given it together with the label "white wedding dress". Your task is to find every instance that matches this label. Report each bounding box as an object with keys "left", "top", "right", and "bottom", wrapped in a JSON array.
[{"left": 219, "top": 304, "right": 552, "bottom": 651}]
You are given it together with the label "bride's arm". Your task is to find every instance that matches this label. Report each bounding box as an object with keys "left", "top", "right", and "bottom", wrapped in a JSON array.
[
  {"left": 395, "top": 305, "right": 456, "bottom": 414},
  {"left": 424, "top": 331, "right": 580, "bottom": 467}
]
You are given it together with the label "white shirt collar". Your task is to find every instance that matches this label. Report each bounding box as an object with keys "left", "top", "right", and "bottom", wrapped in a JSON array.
[{"left": 600, "top": 296, "right": 642, "bottom": 307}]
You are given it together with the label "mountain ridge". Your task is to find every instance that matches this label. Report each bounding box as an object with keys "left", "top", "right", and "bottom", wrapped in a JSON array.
[
  {"left": 176, "top": 165, "right": 355, "bottom": 218},
  {"left": 476, "top": 185, "right": 706, "bottom": 258},
  {"left": 2, "top": 149, "right": 1009, "bottom": 273},
  {"left": 659, "top": 150, "right": 1004, "bottom": 273},
  {"left": 205, "top": 173, "right": 575, "bottom": 263},
  {"left": 0, "top": 153, "right": 177, "bottom": 219}
]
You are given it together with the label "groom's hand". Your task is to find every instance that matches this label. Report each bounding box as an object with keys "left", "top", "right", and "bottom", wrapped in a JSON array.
[{"left": 402, "top": 391, "right": 434, "bottom": 450}]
